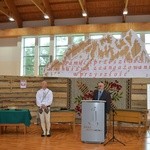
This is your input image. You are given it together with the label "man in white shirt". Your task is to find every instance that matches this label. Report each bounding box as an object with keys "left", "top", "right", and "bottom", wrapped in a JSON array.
[{"left": 36, "top": 81, "right": 53, "bottom": 137}]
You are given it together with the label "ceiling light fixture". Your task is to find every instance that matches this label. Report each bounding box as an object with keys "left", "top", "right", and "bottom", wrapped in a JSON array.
[
  {"left": 9, "top": 17, "right": 15, "bottom": 21},
  {"left": 44, "top": 14, "right": 49, "bottom": 19},
  {"left": 123, "top": 8, "right": 128, "bottom": 15},
  {"left": 82, "top": 11, "right": 87, "bottom": 17}
]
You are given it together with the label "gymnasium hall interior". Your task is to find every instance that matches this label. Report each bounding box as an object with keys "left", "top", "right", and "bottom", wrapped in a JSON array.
[{"left": 0, "top": 0, "right": 150, "bottom": 150}]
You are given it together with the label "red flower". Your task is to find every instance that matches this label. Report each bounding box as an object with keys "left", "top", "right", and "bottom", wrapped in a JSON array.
[{"left": 82, "top": 90, "right": 94, "bottom": 100}]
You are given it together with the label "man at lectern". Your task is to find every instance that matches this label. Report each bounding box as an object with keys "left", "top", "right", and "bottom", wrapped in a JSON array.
[{"left": 93, "top": 81, "right": 112, "bottom": 137}]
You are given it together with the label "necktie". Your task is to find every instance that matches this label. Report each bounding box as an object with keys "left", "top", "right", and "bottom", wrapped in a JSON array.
[{"left": 98, "top": 91, "right": 102, "bottom": 100}]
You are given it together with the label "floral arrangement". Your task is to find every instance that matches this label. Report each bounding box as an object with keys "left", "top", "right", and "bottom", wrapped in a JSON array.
[{"left": 74, "top": 80, "right": 123, "bottom": 116}]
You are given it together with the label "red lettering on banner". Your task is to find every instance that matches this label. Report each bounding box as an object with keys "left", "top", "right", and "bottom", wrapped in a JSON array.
[
  {"left": 114, "top": 73, "right": 117, "bottom": 76},
  {"left": 73, "top": 73, "right": 78, "bottom": 76},
  {"left": 113, "top": 60, "right": 117, "bottom": 64},
  {"left": 94, "top": 73, "right": 97, "bottom": 77},
  {"left": 103, "top": 66, "right": 107, "bottom": 70},
  {"left": 62, "top": 66, "right": 65, "bottom": 71},
  {"left": 112, "top": 66, "right": 116, "bottom": 71},
  {"left": 80, "top": 73, "right": 83, "bottom": 77},
  {"left": 79, "top": 60, "right": 83, "bottom": 65},
  {"left": 94, "top": 67, "right": 97, "bottom": 70},
  {"left": 84, "top": 73, "right": 87, "bottom": 76},
  {"left": 104, "top": 60, "right": 107, "bottom": 64},
  {"left": 127, "top": 59, "right": 132, "bottom": 63},
  {"left": 128, "top": 66, "right": 132, "bottom": 69},
  {"left": 118, "top": 60, "right": 122, "bottom": 64},
  {"left": 69, "top": 61, "right": 73, "bottom": 65},
  {"left": 86, "top": 67, "right": 89, "bottom": 71},
  {"left": 64, "top": 61, "right": 69, "bottom": 65},
  {"left": 119, "top": 71, "right": 122, "bottom": 76},
  {"left": 118, "top": 66, "right": 121, "bottom": 69},
  {"left": 74, "top": 61, "right": 78, "bottom": 65},
  {"left": 94, "top": 60, "right": 97, "bottom": 65},
  {"left": 109, "top": 66, "right": 112, "bottom": 69},
  {"left": 109, "top": 60, "right": 113, "bottom": 63},
  {"left": 71, "top": 67, "right": 74, "bottom": 71},
  {"left": 50, "top": 71, "right": 59, "bottom": 76},
  {"left": 66, "top": 67, "right": 69, "bottom": 71},
  {"left": 98, "top": 66, "right": 102, "bottom": 70},
  {"left": 109, "top": 71, "right": 112, "bottom": 76},
  {"left": 76, "top": 67, "right": 79, "bottom": 71},
  {"left": 99, "top": 60, "right": 102, "bottom": 64},
  {"left": 104, "top": 73, "right": 107, "bottom": 76},
  {"left": 123, "top": 65, "right": 127, "bottom": 69}
]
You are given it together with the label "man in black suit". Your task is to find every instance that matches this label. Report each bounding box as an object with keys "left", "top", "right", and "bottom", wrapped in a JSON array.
[{"left": 93, "top": 81, "right": 112, "bottom": 138}]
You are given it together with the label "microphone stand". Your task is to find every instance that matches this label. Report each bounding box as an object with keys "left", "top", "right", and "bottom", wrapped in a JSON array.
[{"left": 104, "top": 109, "right": 125, "bottom": 146}]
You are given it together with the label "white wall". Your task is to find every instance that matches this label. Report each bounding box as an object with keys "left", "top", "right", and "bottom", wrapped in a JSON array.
[{"left": 0, "top": 38, "right": 21, "bottom": 75}]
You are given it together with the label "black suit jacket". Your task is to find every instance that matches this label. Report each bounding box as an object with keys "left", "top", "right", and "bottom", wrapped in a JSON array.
[{"left": 93, "top": 90, "right": 111, "bottom": 113}]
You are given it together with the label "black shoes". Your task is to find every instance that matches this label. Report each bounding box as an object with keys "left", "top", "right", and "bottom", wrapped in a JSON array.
[
  {"left": 41, "top": 133, "right": 51, "bottom": 137},
  {"left": 47, "top": 133, "right": 51, "bottom": 137},
  {"left": 41, "top": 134, "right": 46, "bottom": 137}
]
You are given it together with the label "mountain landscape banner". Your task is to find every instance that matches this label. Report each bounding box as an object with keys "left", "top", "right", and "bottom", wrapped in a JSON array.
[{"left": 44, "top": 30, "right": 150, "bottom": 78}]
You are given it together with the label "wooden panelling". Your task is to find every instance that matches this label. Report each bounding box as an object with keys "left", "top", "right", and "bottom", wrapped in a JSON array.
[
  {"left": 132, "top": 78, "right": 150, "bottom": 84},
  {"left": 132, "top": 84, "right": 147, "bottom": 90},
  {"left": 131, "top": 78, "right": 150, "bottom": 109},
  {"left": 0, "top": 23, "right": 150, "bottom": 38},
  {"left": 131, "top": 94, "right": 147, "bottom": 101},
  {"left": 131, "top": 100, "right": 147, "bottom": 109},
  {"left": 131, "top": 89, "right": 147, "bottom": 94},
  {"left": 0, "top": 75, "right": 70, "bottom": 123}
]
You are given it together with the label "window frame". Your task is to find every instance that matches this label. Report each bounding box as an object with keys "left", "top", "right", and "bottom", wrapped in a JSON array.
[{"left": 21, "top": 36, "right": 50, "bottom": 76}]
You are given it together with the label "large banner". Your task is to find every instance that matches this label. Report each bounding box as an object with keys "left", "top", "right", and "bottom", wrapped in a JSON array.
[{"left": 44, "top": 30, "right": 150, "bottom": 78}]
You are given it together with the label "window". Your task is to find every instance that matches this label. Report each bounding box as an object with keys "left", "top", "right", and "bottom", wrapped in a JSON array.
[
  {"left": 147, "top": 84, "right": 150, "bottom": 109},
  {"left": 145, "top": 34, "right": 150, "bottom": 56},
  {"left": 90, "top": 35, "right": 103, "bottom": 39},
  {"left": 55, "top": 36, "right": 68, "bottom": 60},
  {"left": 22, "top": 36, "right": 50, "bottom": 76},
  {"left": 137, "top": 33, "right": 141, "bottom": 38},
  {"left": 39, "top": 37, "right": 50, "bottom": 76},
  {"left": 112, "top": 34, "right": 121, "bottom": 39},
  {"left": 22, "top": 37, "right": 35, "bottom": 76},
  {"left": 72, "top": 35, "right": 85, "bottom": 44}
]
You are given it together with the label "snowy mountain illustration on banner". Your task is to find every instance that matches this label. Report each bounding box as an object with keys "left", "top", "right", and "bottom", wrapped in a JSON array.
[{"left": 44, "top": 29, "right": 150, "bottom": 78}]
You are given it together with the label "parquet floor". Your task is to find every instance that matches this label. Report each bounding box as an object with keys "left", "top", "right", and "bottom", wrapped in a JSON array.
[{"left": 0, "top": 123, "right": 150, "bottom": 150}]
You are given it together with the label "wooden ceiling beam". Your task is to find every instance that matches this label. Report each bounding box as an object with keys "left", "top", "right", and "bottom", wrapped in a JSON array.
[
  {"left": 31, "top": 0, "right": 54, "bottom": 25},
  {"left": 78, "top": 0, "right": 89, "bottom": 24},
  {"left": 0, "top": 22, "right": 150, "bottom": 38},
  {"left": 42, "top": 0, "right": 54, "bottom": 26},
  {"left": 0, "top": 6, "right": 10, "bottom": 17},
  {"left": 0, "top": 1, "right": 6, "bottom": 7},
  {"left": 4, "top": 0, "right": 23, "bottom": 28},
  {"left": 122, "top": 0, "right": 129, "bottom": 23},
  {"left": 31, "top": 0, "right": 45, "bottom": 14},
  {"left": 125, "top": 0, "right": 129, "bottom": 8}
]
